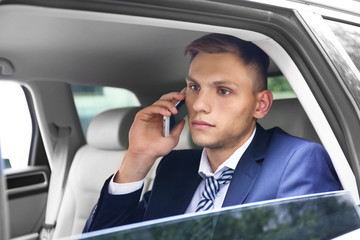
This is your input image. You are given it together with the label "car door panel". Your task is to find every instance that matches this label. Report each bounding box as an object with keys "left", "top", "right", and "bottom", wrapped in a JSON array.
[{"left": 5, "top": 166, "right": 49, "bottom": 238}]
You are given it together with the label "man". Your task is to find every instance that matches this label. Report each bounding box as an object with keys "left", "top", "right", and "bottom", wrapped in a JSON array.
[{"left": 83, "top": 33, "right": 341, "bottom": 232}]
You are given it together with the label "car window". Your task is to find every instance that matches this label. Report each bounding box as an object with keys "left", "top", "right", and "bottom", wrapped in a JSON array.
[
  {"left": 0, "top": 81, "right": 33, "bottom": 169},
  {"left": 80, "top": 191, "right": 360, "bottom": 240},
  {"left": 268, "top": 75, "right": 295, "bottom": 99},
  {"left": 72, "top": 85, "right": 141, "bottom": 135},
  {"left": 326, "top": 20, "right": 360, "bottom": 73}
]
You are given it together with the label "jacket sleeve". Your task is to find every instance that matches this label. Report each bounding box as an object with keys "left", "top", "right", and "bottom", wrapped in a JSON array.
[{"left": 82, "top": 175, "right": 151, "bottom": 233}]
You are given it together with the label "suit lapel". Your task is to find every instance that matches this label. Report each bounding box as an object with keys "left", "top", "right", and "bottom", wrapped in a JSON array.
[
  {"left": 223, "top": 124, "right": 271, "bottom": 207},
  {"left": 145, "top": 150, "right": 202, "bottom": 220},
  {"left": 162, "top": 171, "right": 202, "bottom": 216}
]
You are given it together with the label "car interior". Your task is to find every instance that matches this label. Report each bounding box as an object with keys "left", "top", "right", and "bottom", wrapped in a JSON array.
[{"left": 0, "top": 3, "right": 359, "bottom": 240}]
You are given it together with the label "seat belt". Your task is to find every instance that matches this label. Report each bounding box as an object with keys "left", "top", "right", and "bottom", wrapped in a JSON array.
[{"left": 40, "top": 126, "right": 71, "bottom": 240}]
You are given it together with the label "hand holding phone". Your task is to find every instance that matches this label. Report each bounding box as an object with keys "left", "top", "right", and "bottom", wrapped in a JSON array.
[{"left": 163, "top": 99, "right": 188, "bottom": 137}]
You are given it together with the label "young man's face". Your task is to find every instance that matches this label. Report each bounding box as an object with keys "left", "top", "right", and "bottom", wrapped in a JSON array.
[{"left": 186, "top": 52, "right": 260, "bottom": 151}]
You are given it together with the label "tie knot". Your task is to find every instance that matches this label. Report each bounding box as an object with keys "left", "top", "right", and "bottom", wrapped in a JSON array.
[
  {"left": 207, "top": 167, "right": 234, "bottom": 195},
  {"left": 216, "top": 167, "right": 234, "bottom": 184},
  {"left": 196, "top": 168, "right": 234, "bottom": 212}
]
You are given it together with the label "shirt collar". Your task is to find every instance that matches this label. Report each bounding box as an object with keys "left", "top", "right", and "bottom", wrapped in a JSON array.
[{"left": 198, "top": 126, "right": 256, "bottom": 179}]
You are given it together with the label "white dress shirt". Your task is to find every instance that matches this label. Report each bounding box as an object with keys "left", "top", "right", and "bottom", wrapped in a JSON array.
[{"left": 109, "top": 127, "right": 256, "bottom": 213}]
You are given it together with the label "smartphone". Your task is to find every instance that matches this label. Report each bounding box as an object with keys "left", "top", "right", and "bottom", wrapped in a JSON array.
[{"left": 163, "top": 99, "right": 188, "bottom": 137}]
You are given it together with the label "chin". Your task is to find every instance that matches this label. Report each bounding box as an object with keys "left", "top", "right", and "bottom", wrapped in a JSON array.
[
  {"left": 191, "top": 136, "right": 208, "bottom": 148},
  {"left": 192, "top": 136, "right": 222, "bottom": 149}
]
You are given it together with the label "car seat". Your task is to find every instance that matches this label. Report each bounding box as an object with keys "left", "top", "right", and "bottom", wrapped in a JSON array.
[{"left": 52, "top": 107, "right": 140, "bottom": 238}]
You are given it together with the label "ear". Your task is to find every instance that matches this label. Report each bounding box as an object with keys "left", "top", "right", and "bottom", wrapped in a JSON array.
[{"left": 253, "top": 90, "right": 273, "bottom": 119}]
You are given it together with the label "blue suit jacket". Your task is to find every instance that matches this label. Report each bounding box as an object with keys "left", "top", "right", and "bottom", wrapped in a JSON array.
[{"left": 84, "top": 124, "right": 341, "bottom": 232}]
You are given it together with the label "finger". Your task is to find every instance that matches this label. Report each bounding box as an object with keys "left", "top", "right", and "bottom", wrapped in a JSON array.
[
  {"left": 180, "top": 87, "right": 187, "bottom": 96},
  {"left": 159, "top": 91, "right": 185, "bottom": 102},
  {"left": 152, "top": 100, "right": 178, "bottom": 115},
  {"left": 140, "top": 91, "right": 186, "bottom": 121},
  {"left": 138, "top": 105, "right": 172, "bottom": 122}
]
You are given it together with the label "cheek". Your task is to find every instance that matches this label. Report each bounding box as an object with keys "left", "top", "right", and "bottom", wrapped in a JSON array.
[
  {"left": 219, "top": 103, "right": 254, "bottom": 126},
  {"left": 185, "top": 90, "right": 196, "bottom": 105},
  {"left": 185, "top": 98, "right": 194, "bottom": 114}
]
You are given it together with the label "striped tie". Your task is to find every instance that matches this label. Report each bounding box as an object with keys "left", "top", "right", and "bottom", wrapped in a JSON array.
[{"left": 196, "top": 167, "right": 235, "bottom": 212}]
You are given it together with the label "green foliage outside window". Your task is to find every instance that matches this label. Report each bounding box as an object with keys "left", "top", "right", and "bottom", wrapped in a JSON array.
[{"left": 268, "top": 76, "right": 296, "bottom": 99}]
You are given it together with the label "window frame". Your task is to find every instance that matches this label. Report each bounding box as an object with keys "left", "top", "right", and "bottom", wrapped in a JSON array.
[{"left": 296, "top": 10, "right": 360, "bottom": 200}]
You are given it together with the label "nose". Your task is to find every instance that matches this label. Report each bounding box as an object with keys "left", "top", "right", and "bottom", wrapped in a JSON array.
[{"left": 192, "top": 90, "right": 211, "bottom": 113}]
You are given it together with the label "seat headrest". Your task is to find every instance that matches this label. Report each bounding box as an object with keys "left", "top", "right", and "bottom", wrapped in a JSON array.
[{"left": 87, "top": 107, "right": 141, "bottom": 150}]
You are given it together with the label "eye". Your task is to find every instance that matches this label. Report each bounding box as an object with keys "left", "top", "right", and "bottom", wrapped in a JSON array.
[
  {"left": 189, "top": 84, "right": 200, "bottom": 91},
  {"left": 218, "top": 88, "right": 231, "bottom": 95}
]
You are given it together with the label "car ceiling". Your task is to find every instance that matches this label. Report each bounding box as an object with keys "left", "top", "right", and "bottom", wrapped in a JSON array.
[{"left": 0, "top": 5, "right": 279, "bottom": 97}]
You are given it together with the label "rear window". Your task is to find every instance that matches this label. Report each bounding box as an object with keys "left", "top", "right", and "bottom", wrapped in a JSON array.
[
  {"left": 0, "top": 82, "right": 32, "bottom": 169},
  {"left": 71, "top": 86, "right": 140, "bottom": 134}
]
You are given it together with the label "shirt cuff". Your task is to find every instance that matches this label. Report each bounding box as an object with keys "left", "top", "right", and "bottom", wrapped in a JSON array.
[{"left": 108, "top": 173, "right": 145, "bottom": 195}]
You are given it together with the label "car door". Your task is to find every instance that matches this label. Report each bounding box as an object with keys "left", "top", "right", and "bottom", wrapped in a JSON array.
[
  {"left": 0, "top": 143, "right": 10, "bottom": 240},
  {"left": 0, "top": 81, "right": 50, "bottom": 239}
]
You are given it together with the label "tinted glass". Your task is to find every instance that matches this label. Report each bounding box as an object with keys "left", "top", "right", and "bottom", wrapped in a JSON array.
[{"left": 81, "top": 191, "right": 360, "bottom": 240}]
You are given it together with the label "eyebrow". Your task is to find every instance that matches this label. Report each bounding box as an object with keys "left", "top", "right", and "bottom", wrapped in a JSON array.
[
  {"left": 186, "top": 76, "right": 239, "bottom": 87},
  {"left": 185, "top": 76, "right": 196, "bottom": 82}
]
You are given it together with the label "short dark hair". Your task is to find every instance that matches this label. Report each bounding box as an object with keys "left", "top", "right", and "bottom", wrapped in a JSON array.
[{"left": 185, "top": 33, "right": 269, "bottom": 92}]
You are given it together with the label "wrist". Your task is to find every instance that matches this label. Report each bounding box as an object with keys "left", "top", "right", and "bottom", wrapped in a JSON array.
[
  {"left": 109, "top": 173, "right": 144, "bottom": 195},
  {"left": 115, "top": 151, "right": 156, "bottom": 183}
]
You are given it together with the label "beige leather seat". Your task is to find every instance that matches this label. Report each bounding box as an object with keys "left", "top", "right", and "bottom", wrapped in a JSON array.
[
  {"left": 53, "top": 107, "right": 196, "bottom": 239},
  {"left": 52, "top": 107, "right": 140, "bottom": 239}
]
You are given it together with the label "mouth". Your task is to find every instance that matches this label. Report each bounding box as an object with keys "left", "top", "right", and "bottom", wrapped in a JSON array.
[{"left": 191, "top": 120, "right": 215, "bottom": 130}]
